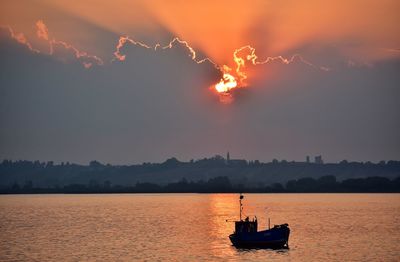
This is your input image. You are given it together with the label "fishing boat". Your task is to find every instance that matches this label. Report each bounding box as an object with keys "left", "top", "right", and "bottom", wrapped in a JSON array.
[{"left": 228, "top": 194, "right": 290, "bottom": 249}]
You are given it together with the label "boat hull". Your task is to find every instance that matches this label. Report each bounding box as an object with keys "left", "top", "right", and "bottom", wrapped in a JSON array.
[{"left": 229, "top": 225, "right": 290, "bottom": 249}]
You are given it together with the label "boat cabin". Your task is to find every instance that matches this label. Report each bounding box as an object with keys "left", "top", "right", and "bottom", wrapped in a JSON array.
[{"left": 235, "top": 217, "right": 258, "bottom": 234}]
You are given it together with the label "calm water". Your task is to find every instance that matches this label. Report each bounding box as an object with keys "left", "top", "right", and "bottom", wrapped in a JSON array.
[{"left": 0, "top": 194, "right": 399, "bottom": 261}]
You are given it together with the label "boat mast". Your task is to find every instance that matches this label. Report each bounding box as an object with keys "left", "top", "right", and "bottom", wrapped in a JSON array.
[{"left": 239, "top": 194, "right": 244, "bottom": 221}]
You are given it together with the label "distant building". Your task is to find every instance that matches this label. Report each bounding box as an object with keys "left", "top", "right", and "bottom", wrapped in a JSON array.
[
  {"left": 226, "top": 152, "right": 247, "bottom": 166},
  {"left": 228, "top": 159, "right": 248, "bottom": 167},
  {"left": 315, "top": 155, "right": 323, "bottom": 164}
]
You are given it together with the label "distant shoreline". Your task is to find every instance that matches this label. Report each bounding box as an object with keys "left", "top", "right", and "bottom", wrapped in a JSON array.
[
  {"left": 2, "top": 159, "right": 400, "bottom": 191},
  {"left": 1, "top": 175, "right": 399, "bottom": 194}
]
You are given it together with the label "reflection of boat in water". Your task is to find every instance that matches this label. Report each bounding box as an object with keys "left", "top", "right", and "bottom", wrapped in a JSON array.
[{"left": 228, "top": 194, "right": 290, "bottom": 249}]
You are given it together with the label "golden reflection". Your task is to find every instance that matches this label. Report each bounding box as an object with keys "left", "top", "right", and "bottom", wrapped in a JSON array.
[{"left": 206, "top": 194, "right": 240, "bottom": 257}]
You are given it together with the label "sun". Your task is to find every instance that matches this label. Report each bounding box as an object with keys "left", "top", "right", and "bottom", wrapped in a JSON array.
[{"left": 214, "top": 73, "right": 238, "bottom": 93}]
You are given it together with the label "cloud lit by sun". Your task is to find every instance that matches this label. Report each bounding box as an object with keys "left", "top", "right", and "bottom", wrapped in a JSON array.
[
  {"left": 1, "top": 0, "right": 399, "bottom": 104},
  {"left": 0, "top": 0, "right": 399, "bottom": 165}
]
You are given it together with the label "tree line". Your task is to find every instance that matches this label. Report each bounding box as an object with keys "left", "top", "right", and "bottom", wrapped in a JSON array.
[
  {"left": 1, "top": 175, "right": 399, "bottom": 194},
  {"left": 1, "top": 158, "right": 400, "bottom": 189}
]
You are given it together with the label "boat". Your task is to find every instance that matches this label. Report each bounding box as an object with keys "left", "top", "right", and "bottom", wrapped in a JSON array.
[{"left": 228, "top": 194, "right": 290, "bottom": 249}]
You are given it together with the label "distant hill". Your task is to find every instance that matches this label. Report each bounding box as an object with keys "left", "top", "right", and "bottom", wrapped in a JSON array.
[{"left": 1, "top": 156, "right": 399, "bottom": 189}]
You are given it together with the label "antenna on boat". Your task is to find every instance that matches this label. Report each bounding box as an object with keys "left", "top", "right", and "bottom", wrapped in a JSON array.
[{"left": 239, "top": 193, "right": 244, "bottom": 221}]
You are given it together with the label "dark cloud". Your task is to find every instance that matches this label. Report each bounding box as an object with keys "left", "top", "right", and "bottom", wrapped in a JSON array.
[{"left": 0, "top": 28, "right": 399, "bottom": 164}]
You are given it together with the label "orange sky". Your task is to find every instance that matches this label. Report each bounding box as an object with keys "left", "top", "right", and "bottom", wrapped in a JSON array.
[
  {"left": 1, "top": 1, "right": 400, "bottom": 163},
  {"left": 1, "top": 0, "right": 399, "bottom": 67}
]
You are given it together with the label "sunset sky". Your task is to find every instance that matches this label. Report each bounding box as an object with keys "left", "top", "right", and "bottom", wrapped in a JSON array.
[{"left": 0, "top": 0, "right": 399, "bottom": 163}]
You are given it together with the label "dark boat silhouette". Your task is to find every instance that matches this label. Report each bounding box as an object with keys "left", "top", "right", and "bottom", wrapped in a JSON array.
[{"left": 228, "top": 194, "right": 290, "bottom": 249}]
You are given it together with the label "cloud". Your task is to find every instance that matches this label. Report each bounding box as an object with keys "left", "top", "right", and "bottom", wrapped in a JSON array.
[
  {"left": 0, "top": 3, "right": 399, "bottom": 163},
  {"left": 36, "top": 20, "right": 49, "bottom": 41},
  {"left": 1, "top": 27, "right": 399, "bottom": 163},
  {"left": 1, "top": 21, "right": 104, "bottom": 69},
  {"left": 113, "top": 35, "right": 218, "bottom": 70},
  {"left": 0, "top": 26, "right": 40, "bottom": 53}
]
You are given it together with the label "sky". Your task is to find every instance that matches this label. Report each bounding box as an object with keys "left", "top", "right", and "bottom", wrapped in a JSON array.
[{"left": 0, "top": 0, "right": 399, "bottom": 164}]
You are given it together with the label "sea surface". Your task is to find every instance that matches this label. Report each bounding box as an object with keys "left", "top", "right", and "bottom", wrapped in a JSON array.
[{"left": 0, "top": 194, "right": 399, "bottom": 261}]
